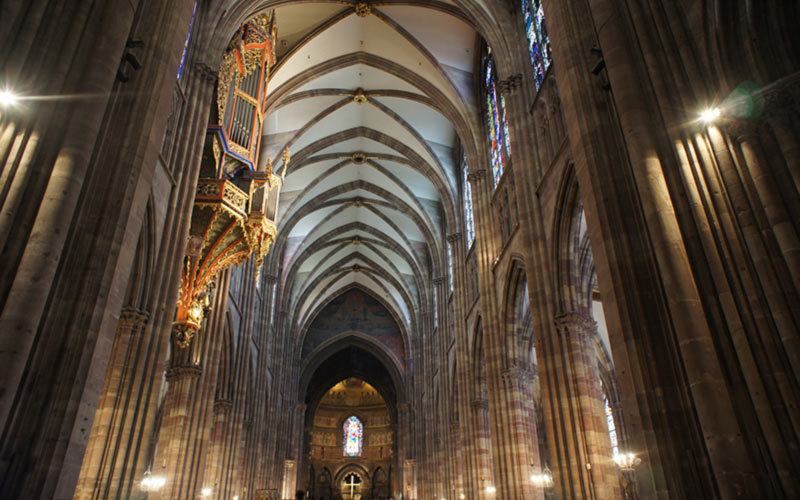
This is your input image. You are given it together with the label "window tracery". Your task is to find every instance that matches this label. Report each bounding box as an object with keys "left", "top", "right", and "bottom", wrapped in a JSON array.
[
  {"left": 343, "top": 416, "right": 363, "bottom": 457},
  {"left": 521, "top": 0, "right": 552, "bottom": 90},
  {"left": 462, "top": 156, "right": 475, "bottom": 246},
  {"left": 604, "top": 395, "right": 619, "bottom": 456},
  {"left": 447, "top": 243, "right": 454, "bottom": 293},
  {"left": 483, "top": 48, "right": 512, "bottom": 186}
]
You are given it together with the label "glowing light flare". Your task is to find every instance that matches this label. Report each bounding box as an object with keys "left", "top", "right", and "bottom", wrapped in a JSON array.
[
  {"left": 0, "top": 90, "right": 19, "bottom": 107},
  {"left": 201, "top": 487, "right": 212, "bottom": 497},
  {"left": 530, "top": 468, "right": 553, "bottom": 488},
  {"left": 613, "top": 451, "right": 642, "bottom": 471},
  {"left": 700, "top": 107, "right": 721, "bottom": 124},
  {"left": 140, "top": 471, "right": 166, "bottom": 492},
  {"left": 485, "top": 485, "right": 497, "bottom": 494}
]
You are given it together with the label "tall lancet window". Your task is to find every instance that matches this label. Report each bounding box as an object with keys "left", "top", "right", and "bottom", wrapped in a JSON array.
[
  {"left": 433, "top": 288, "right": 439, "bottom": 329},
  {"left": 604, "top": 395, "right": 619, "bottom": 456},
  {"left": 177, "top": 1, "right": 198, "bottom": 80},
  {"left": 483, "top": 48, "right": 511, "bottom": 186},
  {"left": 447, "top": 243, "right": 454, "bottom": 293},
  {"left": 462, "top": 156, "right": 475, "bottom": 246},
  {"left": 521, "top": 0, "right": 552, "bottom": 90},
  {"left": 343, "top": 416, "right": 363, "bottom": 457}
]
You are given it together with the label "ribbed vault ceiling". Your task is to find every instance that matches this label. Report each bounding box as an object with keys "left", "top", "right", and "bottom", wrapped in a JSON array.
[{"left": 258, "top": 1, "right": 480, "bottom": 351}]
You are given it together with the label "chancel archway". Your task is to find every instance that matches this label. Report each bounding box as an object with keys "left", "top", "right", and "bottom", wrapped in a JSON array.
[
  {"left": 305, "top": 378, "right": 389, "bottom": 500},
  {"left": 300, "top": 343, "right": 403, "bottom": 500}
]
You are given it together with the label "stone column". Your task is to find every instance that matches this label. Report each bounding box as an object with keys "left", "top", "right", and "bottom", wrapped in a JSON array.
[
  {"left": 538, "top": 0, "right": 763, "bottom": 495},
  {"left": 280, "top": 460, "right": 297, "bottom": 500},
  {"left": 549, "top": 313, "right": 618, "bottom": 499},
  {"left": 0, "top": 0, "right": 200, "bottom": 497},
  {"left": 73, "top": 58, "right": 217, "bottom": 499},
  {"left": 73, "top": 307, "right": 149, "bottom": 498},
  {"left": 391, "top": 402, "right": 406, "bottom": 497},
  {"left": 764, "top": 82, "right": 800, "bottom": 196},
  {"left": 404, "top": 459, "right": 417, "bottom": 500},
  {"left": 730, "top": 118, "right": 800, "bottom": 293},
  {"left": 499, "top": 367, "right": 539, "bottom": 500},
  {"left": 468, "top": 158, "right": 537, "bottom": 498},
  {"left": 152, "top": 269, "right": 231, "bottom": 499},
  {"left": 289, "top": 403, "right": 307, "bottom": 498},
  {"left": 470, "top": 398, "right": 494, "bottom": 500},
  {"left": 449, "top": 420, "right": 465, "bottom": 500},
  {"left": 203, "top": 400, "right": 233, "bottom": 496}
]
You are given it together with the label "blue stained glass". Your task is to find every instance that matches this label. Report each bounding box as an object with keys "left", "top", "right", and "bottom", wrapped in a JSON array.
[
  {"left": 521, "top": 0, "right": 552, "bottom": 90},
  {"left": 483, "top": 48, "right": 511, "bottom": 186},
  {"left": 433, "top": 288, "right": 438, "bottom": 328},
  {"left": 447, "top": 243, "right": 454, "bottom": 292},
  {"left": 177, "top": 2, "right": 198, "bottom": 80},
  {"left": 604, "top": 396, "right": 619, "bottom": 456},
  {"left": 343, "top": 416, "right": 363, "bottom": 456},
  {"left": 462, "top": 157, "right": 475, "bottom": 246}
]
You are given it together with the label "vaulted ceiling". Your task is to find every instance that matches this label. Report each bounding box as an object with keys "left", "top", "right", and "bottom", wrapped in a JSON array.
[{"left": 258, "top": 1, "right": 482, "bottom": 355}]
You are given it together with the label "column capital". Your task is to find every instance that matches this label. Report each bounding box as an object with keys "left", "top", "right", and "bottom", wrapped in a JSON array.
[
  {"left": 470, "top": 398, "right": 489, "bottom": 410},
  {"left": 724, "top": 118, "right": 762, "bottom": 142},
  {"left": 213, "top": 399, "right": 233, "bottom": 414},
  {"left": 119, "top": 307, "right": 149, "bottom": 331},
  {"left": 446, "top": 232, "right": 462, "bottom": 243},
  {"left": 165, "top": 364, "right": 202, "bottom": 381},
  {"left": 501, "top": 367, "right": 532, "bottom": 383},
  {"left": 432, "top": 276, "right": 447, "bottom": 286},
  {"left": 554, "top": 311, "right": 596, "bottom": 335},
  {"left": 467, "top": 168, "right": 488, "bottom": 183},
  {"left": 193, "top": 62, "right": 218, "bottom": 82},
  {"left": 498, "top": 73, "right": 524, "bottom": 95}
]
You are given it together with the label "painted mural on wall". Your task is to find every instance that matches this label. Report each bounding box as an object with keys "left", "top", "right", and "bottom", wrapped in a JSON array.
[{"left": 302, "top": 289, "right": 405, "bottom": 368}]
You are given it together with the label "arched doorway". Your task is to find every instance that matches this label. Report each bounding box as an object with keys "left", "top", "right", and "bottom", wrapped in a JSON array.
[
  {"left": 300, "top": 342, "right": 404, "bottom": 499},
  {"left": 342, "top": 472, "right": 363, "bottom": 500}
]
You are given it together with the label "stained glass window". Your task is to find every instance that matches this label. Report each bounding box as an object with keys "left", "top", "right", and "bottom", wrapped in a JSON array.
[
  {"left": 521, "top": 0, "right": 552, "bottom": 90},
  {"left": 343, "top": 416, "right": 363, "bottom": 456},
  {"left": 447, "top": 243, "right": 454, "bottom": 293},
  {"left": 270, "top": 283, "right": 277, "bottom": 323},
  {"left": 483, "top": 48, "right": 511, "bottom": 186},
  {"left": 462, "top": 157, "right": 475, "bottom": 246},
  {"left": 177, "top": 2, "right": 198, "bottom": 80},
  {"left": 604, "top": 395, "right": 619, "bottom": 456},
  {"left": 433, "top": 288, "right": 439, "bottom": 328}
]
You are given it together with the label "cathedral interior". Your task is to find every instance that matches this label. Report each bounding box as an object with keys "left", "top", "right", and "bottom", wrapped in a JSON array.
[{"left": 1, "top": 1, "right": 799, "bottom": 499}]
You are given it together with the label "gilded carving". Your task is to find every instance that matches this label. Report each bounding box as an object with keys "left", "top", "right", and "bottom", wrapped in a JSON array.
[
  {"left": 353, "top": 88, "right": 367, "bottom": 105},
  {"left": 217, "top": 50, "right": 238, "bottom": 122},
  {"left": 174, "top": 13, "right": 283, "bottom": 349},
  {"left": 355, "top": 2, "right": 371, "bottom": 17}
]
